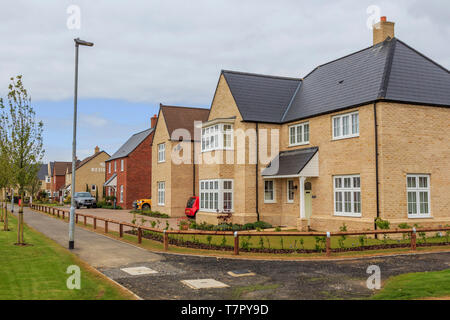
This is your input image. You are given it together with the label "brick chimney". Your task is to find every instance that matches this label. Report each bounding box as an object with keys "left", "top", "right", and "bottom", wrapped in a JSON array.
[
  {"left": 94, "top": 146, "right": 100, "bottom": 154},
  {"left": 373, "top": 16, "right": 395, "bottom": 45},
  {"left": 151, "top": 114, "right": 157, "bottom": 128}
]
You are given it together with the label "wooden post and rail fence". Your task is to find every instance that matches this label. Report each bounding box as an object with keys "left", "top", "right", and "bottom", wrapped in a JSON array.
[{"left": 30, "top": 204, "right": 449, "bottom": 257}]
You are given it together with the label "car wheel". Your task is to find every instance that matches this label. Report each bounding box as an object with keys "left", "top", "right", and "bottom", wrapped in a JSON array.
[
  {"left": 76, "top": 204, "right": 80, "bottom": 209},
  {"left": 142, "top": 204, "right": 151, "bottom": 211}
]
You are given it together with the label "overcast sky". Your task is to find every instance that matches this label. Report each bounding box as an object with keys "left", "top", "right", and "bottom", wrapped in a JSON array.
[{"left": 1, "top": 0, "right": 449, "bottom": 162}]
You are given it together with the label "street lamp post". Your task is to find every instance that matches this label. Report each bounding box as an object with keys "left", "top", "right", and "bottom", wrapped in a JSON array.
[{"left": 69, "top": 38, "right": 93, "bottom": 250}]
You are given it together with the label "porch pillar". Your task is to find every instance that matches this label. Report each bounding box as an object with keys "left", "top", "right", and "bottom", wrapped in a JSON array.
[{"left": 299, "top": 176, "right": 305, "bottom": 219}]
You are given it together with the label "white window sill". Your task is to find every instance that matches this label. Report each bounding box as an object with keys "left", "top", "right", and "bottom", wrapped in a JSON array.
[
  {"left": 334, "top": 213, "right": 362, "bottom": 218},
  {"left": 264, "top": 200, "right": 276, "bottom": 204},
  {"left": 289, "top": 142, "right": 310, "bottom": 147},
  {"left": 157, "top": 160, "right": 165, "bottom": 163},
  {"left": 287, "top": 200, "right": 294, "bottom": 204},
  {"left": 158, "top": 203, "right": 165, "bottom": 206},
  {"left": 201, "top": 148, "right": 234, "bottom": 153},
  {"left": 332, "top": 134, "right": 359, "bottom": 141},
  {"left": 407, "top": 214, "right": 432, "bottom": 219}
]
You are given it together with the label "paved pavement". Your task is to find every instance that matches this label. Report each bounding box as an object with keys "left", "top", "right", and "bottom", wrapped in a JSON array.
[
  {"left": 14, "top": 205, "right": 450, "bottom": 300},
  {"left": 13, "top": 205, "right": 162, "bottom": 268}
]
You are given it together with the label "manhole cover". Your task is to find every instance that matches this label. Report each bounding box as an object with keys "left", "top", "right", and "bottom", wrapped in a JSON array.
[
  {"left": 120, "top": 267, "right": 158, "bottom": 275},
  {"left": 181, "top": 279, "right": 229, "bottom": 289},
  {"left": 228, "top": 270, "right": 255, "bottom": 277}
]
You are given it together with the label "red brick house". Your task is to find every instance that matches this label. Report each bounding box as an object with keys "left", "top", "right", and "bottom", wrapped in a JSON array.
[
  {"left": 104, "top": 115, "right": 157, "bottom": 209},
  {"left": 50, "top": 161, "right": 72, "bottom": 200}
]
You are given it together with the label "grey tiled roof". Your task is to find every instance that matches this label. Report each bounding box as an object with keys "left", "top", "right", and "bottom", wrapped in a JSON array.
[
  {"left": 108, "top": 128, "right": 154, "bottom": 161},
  {"left": 222, "top": 70, "right": 301, "bottom": 123},
  {"left": 262, "top": 147, "right": 318, "bottom": 177},
  {"left": 222, "top": 38, "right": 450, "bottom": 124},
  {"left": 37, "top": 163, "right": 47, "bottom": 180}
]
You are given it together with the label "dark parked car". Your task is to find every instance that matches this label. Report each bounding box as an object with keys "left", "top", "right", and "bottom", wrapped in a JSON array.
[{"left": 73, "top": 192, "right": 96, "bottom": 209}]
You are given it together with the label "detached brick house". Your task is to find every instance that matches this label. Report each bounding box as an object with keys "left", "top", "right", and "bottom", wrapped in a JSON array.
[
  {"left": 159, "top": 17, "right": 450, "bottom": 231},
  {"left": 104, "top": 116, "right": 156, "bottom": 209},
  {"left": 151, "top": 104, "right": 209, "bottom": 216}
]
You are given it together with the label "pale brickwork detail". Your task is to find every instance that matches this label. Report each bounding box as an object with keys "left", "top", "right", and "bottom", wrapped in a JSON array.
[{"left": 73, "top": 151, "right": 109, "bottom": 200}]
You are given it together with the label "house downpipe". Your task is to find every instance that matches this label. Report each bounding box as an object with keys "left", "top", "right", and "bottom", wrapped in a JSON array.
[
  {"left": 255, "top": 123, "right": 260, "bottom": 221},
  {"left": 374, "top": 102, "right": 380, "bottom": 233}
]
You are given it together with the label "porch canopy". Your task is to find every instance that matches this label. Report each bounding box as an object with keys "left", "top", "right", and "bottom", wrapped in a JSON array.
[
  {"left": 104, "top": 173, "right": 117, "bottom": 188},
  {"left": 262, "top": 147, "right": 319, "bottom": 219},
  {"left": 262, "top": 147, "right": 318, "bottom": 178}
]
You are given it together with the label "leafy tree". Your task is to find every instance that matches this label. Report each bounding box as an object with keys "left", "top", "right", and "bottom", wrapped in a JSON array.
[
  {"left": 0, "top": 75, "right": 44, "bottom": 244},
  {"left": 0, "top": 97, "right": 12, "bottom": 231},
  {"left": 25, "top": 169, "right": 42, "bottom": 203}
]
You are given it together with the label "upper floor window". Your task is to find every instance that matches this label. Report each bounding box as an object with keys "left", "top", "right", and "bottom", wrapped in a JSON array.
[
  {"left": 114, "top": 161, "right": 117, "bottom": 172},
  {"left": 108, "top": 162, "right": 111, "bottom": 174},
  {"left": 201, "top": 123, "right": 233, "bottom": 152},
  {"left": 407, "top": 174, "right": 431, "bottom": 218},
  {"left": 332, "top": 111, "right": 359, "bottom": 140},
  {"left": 158, "top": 143, "right": 166, "bottom": 162},
  {"left": 45, "top": 176, "right": 51, "bottom": 183},
  {"left": 158, "top": 181, "right": 165, "bottom": 205},
  {"left": 289, "top": 122, "right": 309, "bottom": 146},
  {"left": 334, "top": 175, "right": 361, "bottom": 217},
  {"left": 120, "top": 159, "right": 124, "bottom": 172}
]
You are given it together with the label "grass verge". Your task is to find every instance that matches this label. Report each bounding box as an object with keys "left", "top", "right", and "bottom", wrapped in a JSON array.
[
  {"left": 371, "top": 269, "right": 450, "bottom": 300},
  {"left": 0, "top": 213, "right": 134, "bottom": 300}
]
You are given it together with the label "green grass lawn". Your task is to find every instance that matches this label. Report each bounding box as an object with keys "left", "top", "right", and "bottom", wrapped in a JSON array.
[
  {"left": 372, "top": 269, "right": 450, "bottom": 300},
  {"left": 0, "top": 214, "right": 134, "bottom": 300}
]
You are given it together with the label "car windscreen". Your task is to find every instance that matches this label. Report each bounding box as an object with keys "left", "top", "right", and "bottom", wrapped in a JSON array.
[
  {"left": 75, "top": 192, "right": 91, "bottom": 198},
  {"left": 186, "top": 197, "right": 196, "bottom": 208}
]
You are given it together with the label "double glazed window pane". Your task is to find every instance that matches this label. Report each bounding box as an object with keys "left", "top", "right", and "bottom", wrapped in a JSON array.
[{"left": 408, "top": 192, "right": 417, "bottom": 214}]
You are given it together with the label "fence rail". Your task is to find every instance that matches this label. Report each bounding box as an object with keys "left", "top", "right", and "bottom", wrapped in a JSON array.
[{"left": 30, "top": 204, "right": 450, "bottom": 256}]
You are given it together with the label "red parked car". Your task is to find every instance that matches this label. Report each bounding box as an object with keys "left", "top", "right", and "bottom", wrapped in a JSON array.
[{"left": 185, "top": 196, "right": 199, "bottom": 217}]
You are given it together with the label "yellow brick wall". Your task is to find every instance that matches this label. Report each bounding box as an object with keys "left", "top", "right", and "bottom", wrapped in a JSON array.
[
  {"left": 74, "top": 151, "right": 109, "bottom": 200},
  {"left": 377, "top": 102, "right": 450, "bottom": 228}
]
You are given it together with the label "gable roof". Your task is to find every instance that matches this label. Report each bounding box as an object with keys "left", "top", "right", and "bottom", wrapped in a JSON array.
[
  {"left": 37, "top": 164, "right": 47, "bottom": 180},
  {"left": 262, "top": 147, "right": 318, "bottom": 177},
  {"left": 160, "top": 104, "right": 209, "bottom": 139},
  {"left": 222, "top": 70, "right": 301, "bottom": 123},
  {"left": 76, "top": 150, "right": 109, "bottom": 170},
  {"left": 108, "top": 128, "right": 154, "bottom": 161},
  {"left": 222, "top": 38, "right": 450, "bottom": 124},
  {"left": 53, "top": 162, "right": 72, "bottom": 176}
]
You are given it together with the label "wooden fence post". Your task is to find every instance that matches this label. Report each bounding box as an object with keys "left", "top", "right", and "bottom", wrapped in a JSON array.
[
  {"left": 62, "top": 212, "right": 65, "bottom": 220},
  {"left": 326, "top": 232, "right": 331, "bottom": 257},
  {"left": 163, "top": 230, "right": 168, "bottom": 251},
  {"left": 94, "top": 218, "right": 97, "bottom": 230},
  {"left": 84, "top": 216, "right": 87, "bottom": 226},
  {"left": 234, "top": 231, "right": 239, "bottom": 255},
  {"left": 138, "top": 227, "right": 142, "bottom": 244},
  {"left": 57, "top": 210, "right": 60, "bottom": 218},
  {"left": 119, "top": 224, "right": 123, "bottom": 238},
  {"left": 105, "top": 221, "right": 108, "bottom": 233},
  {"left": 411, "top": 228, "right": 417, "bottom": 251},
  {"left": 75, "top": 214, "right": 78, "bottom": 224}
]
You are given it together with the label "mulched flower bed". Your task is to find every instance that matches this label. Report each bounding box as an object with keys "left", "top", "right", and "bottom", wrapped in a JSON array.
[{"left": 125, "top": 230, "right": 450, "bottom": 254}]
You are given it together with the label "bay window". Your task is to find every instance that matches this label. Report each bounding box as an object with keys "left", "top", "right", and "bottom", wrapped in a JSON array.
[
  {"left": 201, "top": 123, "right": 233, "bottom": 152},
  {"left": 332, "top": 111, "right": 359, "bottom": 140},
  {"left": 334, "top": 175, "right": 361, "bottom": 217},
  {"left": 407, "top": 174, "right": 430, "bottom": 217},
  {"left": 200, "top": 179, "right": 233, "bottom": 212}
]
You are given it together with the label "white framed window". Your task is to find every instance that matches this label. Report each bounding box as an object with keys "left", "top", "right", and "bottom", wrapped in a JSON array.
[
  {"left": 199, "top": 179, "right": 233, "bottom": 212},
  {"left": 158, "top": 143, "right": 166, "bottom": 163},
  {"left": 407, "top": 174, "right": 431, "bottom": 218},
  {"left": 45, "top": 176, "right": 51, "bottom": 183},
  {"left": 158, "top": 181, "right": 165, "bottom": 205},
  {"left": 287, "top": 180, "right": 295, "bottom": 203},
  {"left": 334, "top": 175, "right": 361, "bottom": 217},
  {"left": 119, "top": 185, "right": 123, "bottom": 203},
  {"left": 120, "top": 159, "right": 124, "bottom": 171},
  {"left": 264, "top": 180, "right": 276, "bottom": 203},
  {"left": 201, "top": 124, "right": 234, "bottom": 152},
  {"left": 114, "top": 161, "right": 117, "bottom": 172},
  {"left": 107, "top": 188, "right": 111, "bottom": 197},
  {"left": 332, "top": 111, "right": 359, "bottom": 140},
  {"left": 91, "top": 185, "right": 96, "bottom": 191},
  {"left": 289, "top": 122, "right": 309, "bottom": 146},
  {"left": 108, "top": 163, "right": 111, "bottom": 174}
]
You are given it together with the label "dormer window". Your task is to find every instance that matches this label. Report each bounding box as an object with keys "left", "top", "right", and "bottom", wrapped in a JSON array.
[{"left": 201, "top": 123, "right": 233, "bottom": 152}]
